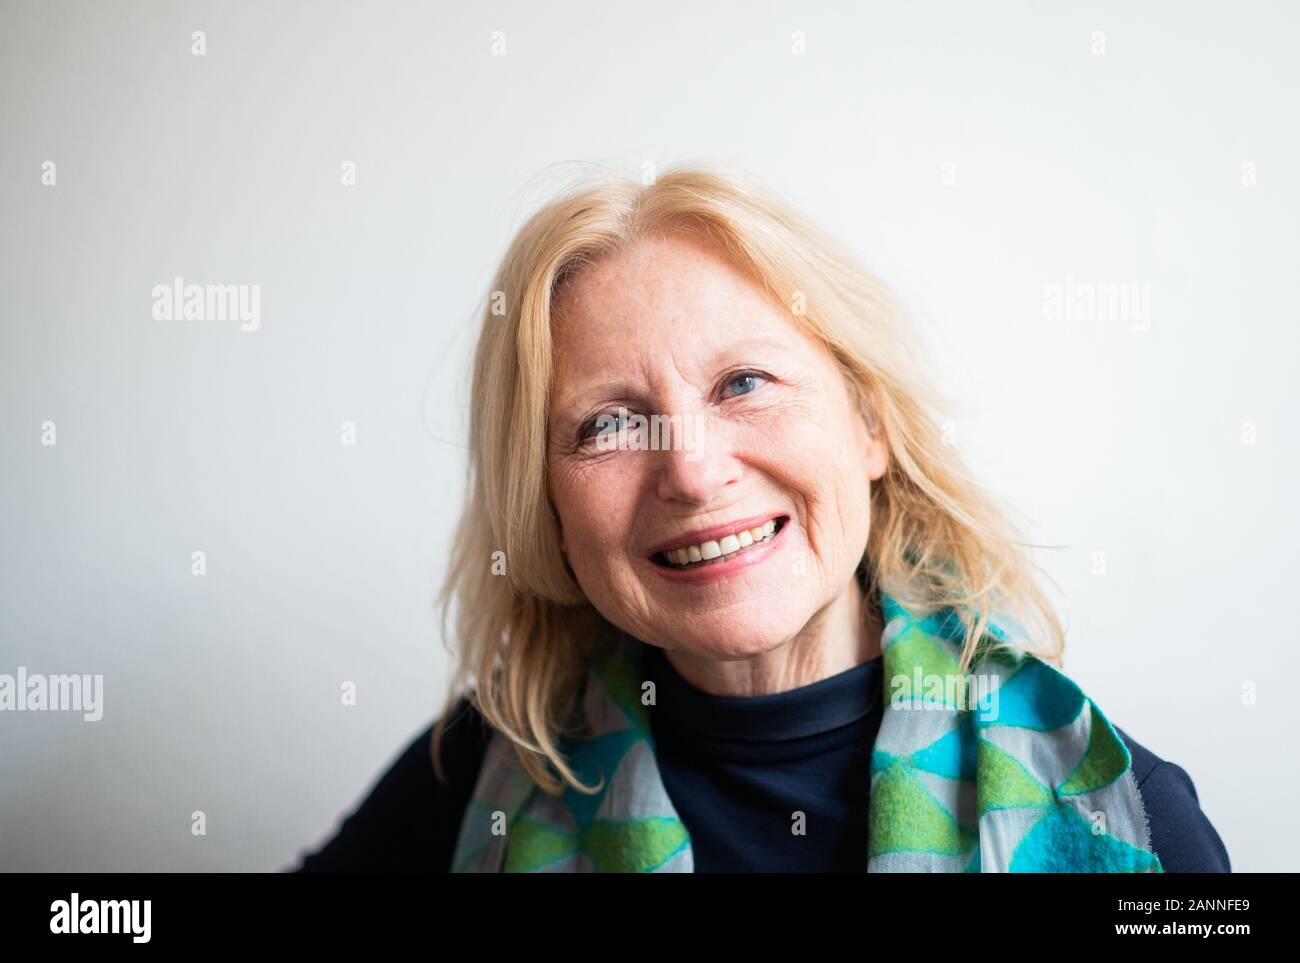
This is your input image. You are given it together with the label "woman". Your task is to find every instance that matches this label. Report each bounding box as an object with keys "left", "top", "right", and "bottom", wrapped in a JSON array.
[{"left": 296, "top": 164, "right": 1230, "bottom": 873}]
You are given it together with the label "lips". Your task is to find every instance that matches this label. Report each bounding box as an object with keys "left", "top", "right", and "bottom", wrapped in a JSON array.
[{"left": 648, "top": 515, "right": 789, "bottom": 569}]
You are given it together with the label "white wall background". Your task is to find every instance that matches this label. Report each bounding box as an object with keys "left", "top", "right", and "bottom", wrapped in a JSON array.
[{"left": 1, "top": 0, "right": 1296, "bottom": 871}]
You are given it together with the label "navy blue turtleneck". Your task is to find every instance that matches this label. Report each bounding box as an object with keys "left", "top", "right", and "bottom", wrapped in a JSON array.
[
  {"left": 642, "top": 643, "right": 882, "bottom": 872},
  {"left": 293, "top": 649, "right": 1232, "bottom": 873}
]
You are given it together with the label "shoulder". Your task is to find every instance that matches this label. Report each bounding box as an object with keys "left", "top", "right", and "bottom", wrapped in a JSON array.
[
  {"left": 1111, "top": 724, "right": 1232, "bottom": 873},
  {"left": 291, "top": 695, "right": 491, "bottom": 873}
]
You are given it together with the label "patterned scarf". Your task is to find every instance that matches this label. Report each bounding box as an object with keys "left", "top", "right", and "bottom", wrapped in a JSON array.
[{"left": 451, "top": 585, "right": 1162, "bottom": 872}]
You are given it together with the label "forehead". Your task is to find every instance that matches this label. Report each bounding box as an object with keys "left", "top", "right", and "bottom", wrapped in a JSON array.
[
  {"left": 556, "top": 233, "right": 743, "bottom": 305},
  {"left": 550, "top": 233, "right": 793, "bottom": 361}
]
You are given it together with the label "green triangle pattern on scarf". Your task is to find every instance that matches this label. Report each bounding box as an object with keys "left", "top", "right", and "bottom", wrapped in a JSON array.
[{"left": 450, "top": 585, "right": 1164, "bottom": 873}]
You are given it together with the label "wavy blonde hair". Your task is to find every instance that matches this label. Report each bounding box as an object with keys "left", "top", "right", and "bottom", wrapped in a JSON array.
[{"left": 432, "top": 161, "right": 1065, "bottom": 795}]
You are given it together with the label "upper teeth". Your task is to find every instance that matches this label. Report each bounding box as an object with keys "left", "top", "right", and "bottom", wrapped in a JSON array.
[{"left": 663, "top": 519, "right": 778, "bottom": 567}]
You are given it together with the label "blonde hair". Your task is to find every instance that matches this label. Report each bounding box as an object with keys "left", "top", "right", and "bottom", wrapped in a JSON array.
[{"left": 432, "top": 161, "right": 1065, "bottom": 795}]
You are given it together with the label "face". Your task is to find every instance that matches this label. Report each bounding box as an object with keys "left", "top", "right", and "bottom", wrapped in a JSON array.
[{"left": 546, "top": 232, "right": 888, "bottom": 662}]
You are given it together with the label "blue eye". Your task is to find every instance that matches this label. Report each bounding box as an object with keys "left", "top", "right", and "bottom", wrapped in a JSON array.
[
  {"left": 581, "top": 408, "right": 628, "bottom": 441},
  {"left": 723, "top": 371, "right": 765, "bottom": 398}
]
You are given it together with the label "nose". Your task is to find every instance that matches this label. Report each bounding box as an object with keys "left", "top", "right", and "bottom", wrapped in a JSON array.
[{"left": 654, "top": 414, "right": 741, "bottom": 506}]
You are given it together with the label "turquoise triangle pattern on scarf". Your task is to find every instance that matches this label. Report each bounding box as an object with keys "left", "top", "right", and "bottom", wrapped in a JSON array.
[{"left": 450, "top": 586, "right": 1163, "bottom": 873}]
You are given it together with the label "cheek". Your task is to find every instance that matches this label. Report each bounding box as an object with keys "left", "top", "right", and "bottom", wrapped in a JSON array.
[
  {"left": 750, "top": 395, "right": 873, "bottom": 563},
  {"left": 820, "top": 425, "right": 876, "bottom": 556},
  {"left": 549, "top": 458, "right": 642, "bottom": 567}
]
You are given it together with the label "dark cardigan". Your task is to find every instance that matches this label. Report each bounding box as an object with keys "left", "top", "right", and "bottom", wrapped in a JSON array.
[{"left": 293, "top": 651, "right": 1232, "bottom": 873}]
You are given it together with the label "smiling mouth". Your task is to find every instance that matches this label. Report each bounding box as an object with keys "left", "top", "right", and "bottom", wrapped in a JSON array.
[{"left": 650, "top": 516, "right": 789, "bottom": 570}]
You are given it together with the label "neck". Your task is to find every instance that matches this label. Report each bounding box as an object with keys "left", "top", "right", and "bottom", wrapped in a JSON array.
[{"left": 662, "top": 571, "right": 884, "bottom": 697}]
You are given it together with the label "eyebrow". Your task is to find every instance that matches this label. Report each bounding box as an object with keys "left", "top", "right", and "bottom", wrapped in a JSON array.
[{"left": 550, "top": 384, "right": 649, "bottom": 436}]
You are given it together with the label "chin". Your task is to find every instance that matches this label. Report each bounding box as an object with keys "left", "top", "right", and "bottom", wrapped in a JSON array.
[
  {"left": 650, "top": 605, "right": 811, "bottom": 661},
  {"left": 663, "top": 636, "right": 787, "bottom": 663}
]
